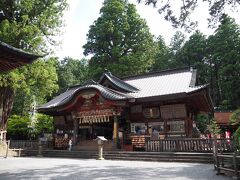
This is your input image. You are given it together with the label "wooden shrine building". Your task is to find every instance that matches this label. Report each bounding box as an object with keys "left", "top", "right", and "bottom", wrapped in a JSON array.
[
  {"left": 0, "top": 41, "right": 41, "bottom": 141},
  {"left": 38, "top": 67, "right": 213, "bottom": 150},
  {"left": 0, "top": 41, "right": 41, "bottom": 72}
]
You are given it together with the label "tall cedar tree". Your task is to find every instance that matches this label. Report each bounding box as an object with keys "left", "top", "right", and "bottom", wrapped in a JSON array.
[
  {"left": 175, "top": 31, "right": 209, "bottom": 85},
  {"left": 207, "top": 15, "right": 240, "bottom": 109},
  {"left": 83, "top": 0, "right": 155, "bottom": 78}
]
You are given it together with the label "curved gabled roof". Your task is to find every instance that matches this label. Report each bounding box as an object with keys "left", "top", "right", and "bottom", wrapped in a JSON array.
[
  {"left": 38, "top": 67, "right": 213, "bottom": 114},
  {"left": 99, "top": 72, "right": 139, "bottom": 93},
  {"left": 0, "top": 41, "right": 43, "bottom": 72},
  {"left": 37, "top": 81, "right": 133, "bottom": 111}
]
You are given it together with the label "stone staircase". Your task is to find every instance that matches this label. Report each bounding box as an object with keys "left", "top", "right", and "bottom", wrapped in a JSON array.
[
  {"left": 22, "top": 150, "right": 213, "bottom": 164},
  {"left": 103, "top": 151, "right": 213, "bottom": 163}
]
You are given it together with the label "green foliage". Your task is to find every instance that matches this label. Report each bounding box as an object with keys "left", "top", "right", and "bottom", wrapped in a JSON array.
[
  {"left": 84, "top": 0, "right": 155, "bottom": 78},
  {"left": 207, "top": 119, "right": 221, "bottom": 137},
  {"left": 207, "top": 15, "right": 240, "bottom": 108},
  {"left": 161, "top": 15, "right": 240, "bottom": 110},
  {"left": 195, "top": 114, "right": 209, "bottom": 133},
  {"left": 230, "top": 108, "right": 240, "bottom": 126},
  {"left": 34, "top": 114, "right": 53, "bottom": 134},
  {"left": 175, "top": 31, "right": 209, "bottom": 84},
  {"left": 151, "top": 36, "right": 173, "bottom": 71},
  {"left": 233, "top": 127, "right": 240, "bottom": 151},
  {"left": 11, "top": 58, "right": 59, "bottom": 116},
  {"left": 7, "top": 114, "right": 53, "bottom": 140},
  {"left": 0, "top": 0, "right": 67, "bottom": 128},
  {"left": 138, "top": 0, "right": 239, "bottom": 31},
  {"left": 57, "top": 57, "right": 90, "bottom": 93},
  {"left": 0, "top": 0, "right": 68, "bottom": 53},
  {"left": 170, "top": 31, "right": 186, "bottom": 54},
  {"left": 7, "top": 115, "right": 30, "bottom": 140}
]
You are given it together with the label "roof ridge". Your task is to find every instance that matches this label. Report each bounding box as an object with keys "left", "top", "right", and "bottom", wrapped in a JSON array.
[
  {"left": 68, "top": 80, "right": 98, "bottom": 89},
  {"left": 105, "top": 72, "right": 139, "bottom": 91},
  {"left": 98, "top": 71, "right": 139, "bottom": 92},
  {"left": 123, "top": 66, "right": 194, "bottom": 80}
]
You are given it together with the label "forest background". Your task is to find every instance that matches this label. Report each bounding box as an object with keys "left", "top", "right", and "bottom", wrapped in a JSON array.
[{"left": 0, "top": 0, "right": 239, "bottom": 139}]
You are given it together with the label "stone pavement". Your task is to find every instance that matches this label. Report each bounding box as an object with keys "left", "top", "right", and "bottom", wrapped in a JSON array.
[{"left": 0, "top": 157, "right": 231, "bottom": 180}]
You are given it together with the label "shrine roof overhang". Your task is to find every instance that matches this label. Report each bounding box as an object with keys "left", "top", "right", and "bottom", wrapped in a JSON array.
[
  {"left": 0, "top": 41, "right": 42, "bottom": 72},
  {"left": 37, "top": 82, "right": 135, "bottom": 114},
  {"left": 134, "top": 84, "right": 213, "bottom": 113}
]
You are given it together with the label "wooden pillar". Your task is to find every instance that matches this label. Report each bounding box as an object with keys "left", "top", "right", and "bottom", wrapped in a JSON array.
[
  {"left": 188, "top": 117, "right": 193, "bottom": 138},
  {"left": 113, "top": 116, "right": 118, "bottom": 148},
  {"left": 73, "top": 118, "right": 79, "bottom": 145},
  {"left": 185, "top": 118, "right": 189, "bottom": 137},
  {"left": 164, "top": 119, "right": 167, "bottom": 137}
]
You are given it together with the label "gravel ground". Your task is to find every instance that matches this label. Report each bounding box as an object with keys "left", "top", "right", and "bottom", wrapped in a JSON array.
[{"left": 0, "top": 157, "right": 231, "bottom": 180}]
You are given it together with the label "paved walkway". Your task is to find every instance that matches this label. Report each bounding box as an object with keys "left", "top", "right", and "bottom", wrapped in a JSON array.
[{"left": 0, "top": 157, "right": 231, "bottom": 180}]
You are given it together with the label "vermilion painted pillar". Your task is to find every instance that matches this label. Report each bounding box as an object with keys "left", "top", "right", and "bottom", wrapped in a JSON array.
[{"left": 113, "top": 116, "right": 118, "bottom": 148}]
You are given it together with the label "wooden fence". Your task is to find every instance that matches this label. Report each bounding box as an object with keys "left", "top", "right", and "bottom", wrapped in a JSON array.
[
  {"left": 10, "top": 140, "right": 39, "bottom": 149},
  {"left": 9, "top": 140, "right": 53, "bottom": 150},
  {"left": 146, "top": 138, "right": 234, "bottom": 152},
  {"left": 213, "top": 138, "right": 240, "bottom": 178}
]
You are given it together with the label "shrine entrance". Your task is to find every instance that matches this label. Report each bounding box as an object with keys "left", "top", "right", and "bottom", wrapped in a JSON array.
[
  {"left": 71, "top": 106, "right": 123, "bottom": 148},
  {"left": 39, "top": 85, "right": 131, "bottom": 150},
  {"left": 78, "top": 122, "right": 113, "bottom": 140}
]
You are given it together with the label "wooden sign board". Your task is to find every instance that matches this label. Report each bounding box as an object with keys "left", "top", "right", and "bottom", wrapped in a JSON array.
[{"left": 160, "top": 104, "right": 187, "bottom": 119}]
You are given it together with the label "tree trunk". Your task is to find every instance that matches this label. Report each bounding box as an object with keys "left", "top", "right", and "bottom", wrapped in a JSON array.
[
  {"left": 0, "top": 87, "right": 14, "bottom": 140},
  {"left": 214, "top": 65, "right": 222, "bottom": 106}
]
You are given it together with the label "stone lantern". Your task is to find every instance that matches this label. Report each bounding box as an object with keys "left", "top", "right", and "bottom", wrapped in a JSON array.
[{"left": 96, "top": 136, "right": 107, "bottom": 160}]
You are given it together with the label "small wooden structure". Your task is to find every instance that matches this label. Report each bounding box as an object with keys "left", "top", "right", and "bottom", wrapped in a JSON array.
[
  {"left": 214, "top": 112, "right": 238, "bottom": 134},
  {"left": 38, "top": 67, "right": 213, "bottom": 151}
]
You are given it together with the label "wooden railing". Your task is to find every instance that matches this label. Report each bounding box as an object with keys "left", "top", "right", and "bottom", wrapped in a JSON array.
[
  {"left": 213, "top": 138, "right": 240, "bottom": 178},
  {"left": 146, "top": 138, "right": 234, "bottom": 152},
  {"left": 215, "top": 154, "right": 240, "bottom": 177}
]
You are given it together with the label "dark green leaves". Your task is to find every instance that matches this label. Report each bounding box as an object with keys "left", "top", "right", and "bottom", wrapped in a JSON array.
[{"left": 84, "top": 0, "right": 155, "bottom": 78}]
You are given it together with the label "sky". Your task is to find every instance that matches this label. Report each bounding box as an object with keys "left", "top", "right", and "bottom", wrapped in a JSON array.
[{"left": 54, "top": 0, "right": 240, "bottom": 60}]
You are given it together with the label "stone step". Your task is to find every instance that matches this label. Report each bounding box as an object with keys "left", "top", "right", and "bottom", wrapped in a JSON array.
[
  {"left": 104, "top": 156, "right": 213, "bottom": 163},
  {"left": 23, "top": 150, "right": 213, "bottom": 163},
  {"left": 104, "top": 151, "right": 213, "bottom": 155},
  {"left": 104, "top": 154, "right": 212, "bottom": 159}
]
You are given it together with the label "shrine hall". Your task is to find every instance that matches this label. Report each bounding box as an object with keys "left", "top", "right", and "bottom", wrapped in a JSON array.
[{"left": 38, "top": 67, "right": 213, "bottom": 151}]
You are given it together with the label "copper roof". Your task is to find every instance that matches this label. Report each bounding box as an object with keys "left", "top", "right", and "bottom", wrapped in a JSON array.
[
  {"left": 0, "top": 41, "right": 42, "bottom": 72},
  {"left": 214, "top": 112, "right": 232, "bottom": 124}
]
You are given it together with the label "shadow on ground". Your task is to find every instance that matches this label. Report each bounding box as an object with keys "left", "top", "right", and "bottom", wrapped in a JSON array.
[{"left": 0, "top": 158, "right": 231, "bottom": 180}]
